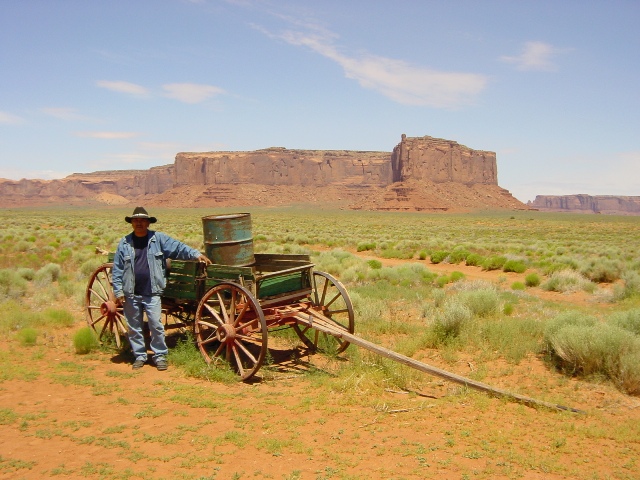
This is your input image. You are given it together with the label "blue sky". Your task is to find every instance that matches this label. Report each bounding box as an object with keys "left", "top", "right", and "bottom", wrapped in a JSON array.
[{"left": 1, "top": 0, "right": 638, "bottom": 203}]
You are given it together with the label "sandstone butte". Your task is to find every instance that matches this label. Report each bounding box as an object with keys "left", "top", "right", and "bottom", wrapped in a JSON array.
[
  {"left": 528, "top": 194, "right": 640, "bottom": 215},
  {"left": 0, "top": 134, "right": 535, "bottom": 212}
]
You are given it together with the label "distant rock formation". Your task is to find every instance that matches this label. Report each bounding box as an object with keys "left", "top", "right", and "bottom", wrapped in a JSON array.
[
  {"left": 529, "top": 195, "right": 640, "bottom": 215},
  {"left": 0, "top": 134, "right": 523, "bottom": 211},
  {"left": 391, "top": 134, "right": 497, "bottom": 185}
]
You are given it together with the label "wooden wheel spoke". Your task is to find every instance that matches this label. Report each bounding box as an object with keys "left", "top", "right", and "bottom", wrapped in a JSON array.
[
  {"left": 89, "top": 313, "right": 107, "bottom": 328},
  {"left": 200, "top": 334, "right": 219, "bottom": 346},
  {"left": 115, "top": 316, "right": 128, "bottom": 335},
  {"left": 231, "top": 346, "right": 246, "bottom": 377},
  {"left": 235, "top": 333, "right": 263, "bottom": 344},
  {"left": 234, "top": 339, "right": 258, "bottom": 364},
  {"left": 215, "top": 291, "right": 231, "bottom": 324},
  {"left": 88, "top": 287, "right": 108, "bottom": 304},
  {"left": 323, "top": 291, "right": 342, "bottom": 309},
  {"left": 93, "top": 275, "right": 110, "bottom": 300},
  {"left": 325, "top": 307, "right": 348, "bottom": 317},
  {"left": 232, "top": 302, "right": 250, "bottom": 328},
  {"left": 197, "top": 318, "right": 221, "bottom": 330},
  {"left": 202, "top": 304, "right": 225, "bottom": 325},
  {"left": 213, "top": 342, "right": 225, "bottom": 357},
  {"left": 235, "top": 318, "right": 259, "bottom": 332},
  {"left": 320, "top": 279, "right": 329, "bottom": 305},
  {"left": 98, "top": 318, "right": 111, "bottom": 339}
]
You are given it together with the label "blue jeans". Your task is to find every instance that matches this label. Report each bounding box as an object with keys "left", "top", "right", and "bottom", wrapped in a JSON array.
[{"left": 123, "top": 294, "right": 167, "bottom": 362}]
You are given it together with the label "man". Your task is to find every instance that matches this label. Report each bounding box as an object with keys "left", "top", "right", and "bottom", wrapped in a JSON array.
[{"left": 112, "top": 207, "right": 211, "bottom": 371}]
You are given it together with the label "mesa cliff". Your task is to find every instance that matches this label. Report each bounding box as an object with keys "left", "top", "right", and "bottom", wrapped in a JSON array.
[
  {"left": 0, "top": 134, "right": 526, "bottom": 211},
  {"left": 529, "top": 195, "right": 640, "bottom": 215}
]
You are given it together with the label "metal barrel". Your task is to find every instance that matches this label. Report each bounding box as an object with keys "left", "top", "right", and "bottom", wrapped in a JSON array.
[{"left": 201, "top": 213, "right": 255, "bottom": 266}]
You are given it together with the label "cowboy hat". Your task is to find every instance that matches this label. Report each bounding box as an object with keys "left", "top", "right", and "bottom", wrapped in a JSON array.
[{"left": 125, "top": 206, "right": 157, "bottom": 224}]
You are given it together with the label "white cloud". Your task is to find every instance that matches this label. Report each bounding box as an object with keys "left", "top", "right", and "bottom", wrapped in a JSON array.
[
  {"left": 41, "top": 107, "right": 89, "bottom": 121},
  {"left": 264, "top": 28, "right": 486, "bottom": 109},
  {"left": 0, "top": 111, "right": 25, "bottom": 125},
  {"left": 162, "top": 83, "right": 226, "bottom": 103},
  {"left": 96, "top": 80, "right": 149, "bottom": 96},
  {"left": 74, "top": 131, "right": 141, "bottom": 139},
  {"left": 500, "top": 41, "right": 571, "bottom": 71}
]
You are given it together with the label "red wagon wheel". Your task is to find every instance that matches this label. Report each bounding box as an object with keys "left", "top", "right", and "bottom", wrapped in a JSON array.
[
  {"left": 194, "top": 282, "right": 268, "bottom": 381},
  {"left": 294, "top": 271, "right": 355, "bottom": 354},
  {"left": 85, "top": 263, "right": 128, "bottom": 347}
]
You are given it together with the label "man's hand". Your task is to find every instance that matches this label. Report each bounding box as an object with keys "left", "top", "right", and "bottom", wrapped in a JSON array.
[
  {"left": 198, "top": 254, "right": 212, "bottom": 266},
  {"left": 115, "top": 296, "right": 125, "bottom": 306}
]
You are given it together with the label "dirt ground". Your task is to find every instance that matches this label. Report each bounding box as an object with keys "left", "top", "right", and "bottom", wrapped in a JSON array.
[{"left": 1, "top": 255, "right": 639, "bottom": 480}]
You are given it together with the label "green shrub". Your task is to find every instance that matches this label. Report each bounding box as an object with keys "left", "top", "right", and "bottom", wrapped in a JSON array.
[
  {"left": 80, "top": 258, "right": 106, "bottom": 277},
  {"left": 435, "top": 275, "right": 449, "bottom": 288},
  {"left": 34, "top": 263, "right": 62, "bottom": 286},
  {"left": 366, "top": 259, "right": 382, "bottom": 270},
  {"left": 457, "top": 289, "right": 499, "bottom": 317},
  {"left": 503, "top": 260, "right": 527, "bottom": 274},
  {"left": 44, "top": 308, "right": 75, "bottom": 327},
  {"left": 448, "top": 250, "right": 470, "bottom": 264},
  {"left": 371, "top": 263, "right": 436, "bottom": 286},
  {"left": 17, "top": 268, "right": 35, "bottom": 281},
  {"left": 449, "top": 271, "right": 465, "bottom": 282},
  {"left": 613, "top": 271, "right": 640, "bottom": 301},
  {"left": 609, "top": 309, "right": 640, "bottom": 336},
  {"left": 465, "top": 253, "right": 483, "bottom": 267},
  {"left": 73, "top": 327, "right": 100, "bottom": 354},
  {"left": 481, "top": 256, "right": 507, "bottom": 271},
  {"left": 511, "top": 281, "right": 526, "bottom": 291},
  {"left": 430, "top": 251, "right": 450, "bottom": 264},
  {"left": 431, "top": 289, "right": 446, "bottom": 308},
  {"left": 418, "top": 250, "right": 428, "bottom": 260},
  {"left": 432, "top": 300, "right": 472, "bottom": 343},
  {"left": 580, "top": 259, "right": 621, "bottom": 283},
  {"left": 17, "top": 328, "right": 38, "bottom": 346},
  {"left": 503, "top": 303, "right": 514, "bottom": 315},
  {"left": 357, "top": 242, "right": 376, "bottom": 252},
  {"left": 546, "top": 322, "right": 640, "bottom": 394},
  {"left": 525, "top": 273, "right": 541, "bottom": 287},
  {"left": 542, "top": 270, "right": 594, "bottom": 293},
  {"left": 543, "top": 311, "right": 598, "bottom": 350},
  {"left": 0, "top": 269, "right": 28, "bottom": 299},
  {"left": 618, "top": 351, "right": 640, "bottom": 395}
]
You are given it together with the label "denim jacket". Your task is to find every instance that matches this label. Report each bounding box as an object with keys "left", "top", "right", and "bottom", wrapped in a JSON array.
[{"left": 112, "top": 230, "right": 201, "bottom": 298}]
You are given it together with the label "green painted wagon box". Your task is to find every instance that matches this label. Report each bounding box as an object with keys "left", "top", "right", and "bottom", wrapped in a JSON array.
[
  {"left": 204, "top": 254, "right": 313, "bottom": 300},
  {"left": 256, "top": 271, "right": 309, "bottom": 299},
  {"left": 164, "top": 260, "right": 203, "bottom": 300}
]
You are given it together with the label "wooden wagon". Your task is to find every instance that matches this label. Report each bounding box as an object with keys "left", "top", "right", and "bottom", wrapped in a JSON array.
[{"left": 85, "top": 251, "right": 354, "bottom": 380}]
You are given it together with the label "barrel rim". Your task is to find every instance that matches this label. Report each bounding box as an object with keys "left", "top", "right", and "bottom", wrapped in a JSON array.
[{"left": 201, "top": 213, "right": 251, "bottom": 221}]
